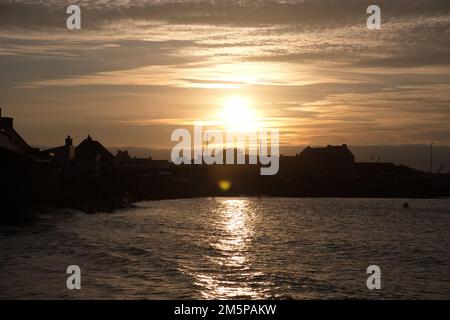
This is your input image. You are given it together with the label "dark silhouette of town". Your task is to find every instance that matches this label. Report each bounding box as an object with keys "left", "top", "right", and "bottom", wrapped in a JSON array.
[{"left": 1, "top": 108, "right": 449, "bottom": 220}]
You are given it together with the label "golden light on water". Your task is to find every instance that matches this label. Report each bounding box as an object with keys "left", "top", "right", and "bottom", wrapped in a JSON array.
[{"left": 183, "top": 199, "right": 271, "bottom": 299}]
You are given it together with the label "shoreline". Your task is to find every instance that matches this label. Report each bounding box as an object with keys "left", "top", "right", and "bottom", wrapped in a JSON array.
[{"left": 2, "top": 170, "right": 449, "bottom": 222}]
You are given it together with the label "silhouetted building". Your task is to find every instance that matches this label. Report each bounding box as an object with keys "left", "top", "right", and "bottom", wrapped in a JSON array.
[
  {"left": 75, "top": 135, "right": 114, "bottom": 176},
  {"left": 279, "top": 144, "right": 355, "bottom": 175},
  {"left": 0, "top": 108, "right": 39, "bottom": 156},
  {"left": 299, "top": 144, "right": 355, "bottom": 173},
  {"left": 0, "top": 107, "right": 44, "bottom": 172},
  {"left": 40, "top": 136, "right": 76, "bottom": 176},
  {"left": 0, "top": 108, "right": 55, "bottom": 213}
]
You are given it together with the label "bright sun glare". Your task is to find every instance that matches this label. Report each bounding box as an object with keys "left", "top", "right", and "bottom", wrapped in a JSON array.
[{"left": 219, "top": 96, "right": 259, "bottom": 132}]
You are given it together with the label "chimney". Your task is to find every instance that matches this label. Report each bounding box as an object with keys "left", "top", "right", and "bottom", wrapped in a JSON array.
[
  {"left": 65, "top": 135, "right": 73, "bottom": 146},
  {"left": 0, "top": 108, "right": 14, "bottom": 129}
]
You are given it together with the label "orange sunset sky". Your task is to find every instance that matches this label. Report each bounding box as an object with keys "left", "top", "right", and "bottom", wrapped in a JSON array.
[{"left": 1, "top": 0, "right": 449, "bottom": 150}]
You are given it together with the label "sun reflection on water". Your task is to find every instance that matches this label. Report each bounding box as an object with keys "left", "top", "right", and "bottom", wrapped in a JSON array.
[
  {"left": 181, "top": 198, "right": 272, "bottom": 299},
  {"left": 212, "top": 199, "right": 253, "bottom": 265}
]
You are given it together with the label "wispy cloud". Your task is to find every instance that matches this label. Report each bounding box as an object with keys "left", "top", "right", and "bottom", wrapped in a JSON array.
[{"left": 0, "top": 0, "right": 449, "bottom": 147}]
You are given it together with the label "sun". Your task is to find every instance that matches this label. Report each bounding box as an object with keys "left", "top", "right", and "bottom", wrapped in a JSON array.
[{"left": 218, "top": 96, "right": 259, "bottom": 132}]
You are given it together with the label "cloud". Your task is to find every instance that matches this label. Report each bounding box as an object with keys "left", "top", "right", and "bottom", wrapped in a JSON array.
[
  {"left": 2, "top": 1, "right": 450, "bottom": 28},
  {"left": 0, "top": 0, "right": 449, "bottom": 148}
]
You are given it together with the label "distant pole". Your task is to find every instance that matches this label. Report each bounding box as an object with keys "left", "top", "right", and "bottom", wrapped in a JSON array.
[{"left": 430, "top": 142, "right": 434, "bottom": 174}]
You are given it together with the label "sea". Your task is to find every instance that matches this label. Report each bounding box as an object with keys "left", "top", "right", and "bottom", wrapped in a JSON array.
[{"left": 1, "top": 197, "right": 450, "bottom": 299}]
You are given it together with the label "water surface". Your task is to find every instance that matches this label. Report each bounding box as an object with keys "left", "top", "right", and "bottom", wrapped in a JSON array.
[{"left": 1, "top": 197, "right": 450, "bottom": 299}]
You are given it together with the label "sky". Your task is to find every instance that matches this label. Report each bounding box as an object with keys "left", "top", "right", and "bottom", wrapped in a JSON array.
[{"left": 0, "top": 0, "right": 449, "bottom": 150}]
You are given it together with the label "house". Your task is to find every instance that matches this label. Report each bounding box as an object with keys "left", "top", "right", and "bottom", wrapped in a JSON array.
[
  {"left": 0, "top": 108, "right": 42, "bottom": 169},
  {"left": 279, "top": 144, "right": 355, "bottom": 175},
  {"left": 0, "top": 108, "right": 54, "bottom": 211},
  {"left": 0, "top": 108, "right": 39, "bottom": 156},
  {"left": 75, "top": 135, "right": 114, "bottom": 176},
  {"left": 39, "top": 136, "right": 76, "bottom": 176},
  {"left": 298, "top": 144, "right": 355, "bottom": 172}
]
